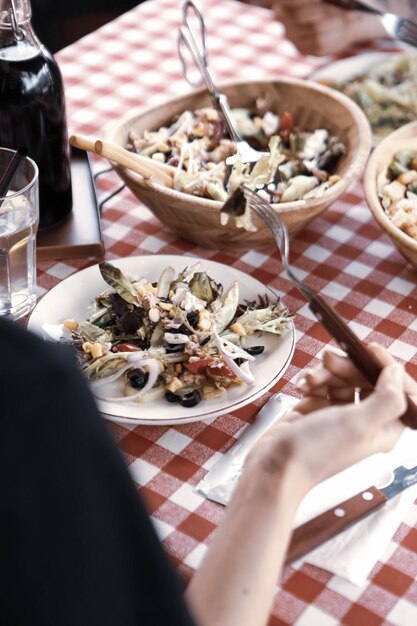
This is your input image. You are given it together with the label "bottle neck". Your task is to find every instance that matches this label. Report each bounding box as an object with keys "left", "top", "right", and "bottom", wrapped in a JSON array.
[
  {"left": 0, "top": 0, "right": 31, "bottom": 27},
  {"left": 0, "top": 0, "right": 41, "bottom": 53}
]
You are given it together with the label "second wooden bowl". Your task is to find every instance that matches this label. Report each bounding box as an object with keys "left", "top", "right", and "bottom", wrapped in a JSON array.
[{"left": 364, "top": 121, "right": 417, "bottom": 269}]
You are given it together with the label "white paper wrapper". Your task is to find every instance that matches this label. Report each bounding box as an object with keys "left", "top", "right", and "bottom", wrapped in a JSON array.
[
  {"left": 196, "top": 393, "right": 298, "bottom": 504},
  {"left": 196, "top": 393, "right": 417, "bottom": 585}
]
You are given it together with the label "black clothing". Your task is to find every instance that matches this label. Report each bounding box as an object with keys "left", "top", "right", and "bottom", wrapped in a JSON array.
[{"left": 0, "top": 318, "right": 196, "bottom": 626}]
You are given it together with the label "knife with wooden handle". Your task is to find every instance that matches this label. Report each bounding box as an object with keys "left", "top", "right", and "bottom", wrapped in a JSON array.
[
  {"left": 285, "top": 461, "right": 417, "bottom": 565},
  {"left": 308, "top": 293, "right": 417, "bottom": 430}
]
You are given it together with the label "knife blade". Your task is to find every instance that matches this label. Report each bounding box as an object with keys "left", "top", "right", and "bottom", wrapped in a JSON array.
[{"left": 285, "top": 460, "right": 417, "bottom": 565}]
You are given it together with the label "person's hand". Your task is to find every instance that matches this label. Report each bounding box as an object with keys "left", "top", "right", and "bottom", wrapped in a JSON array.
[
  {"left": 272, "top": 0, "right": 387, "bottom": 56},
  {"left": 247, "top": 344, "right": 414, "bottom": 496}
]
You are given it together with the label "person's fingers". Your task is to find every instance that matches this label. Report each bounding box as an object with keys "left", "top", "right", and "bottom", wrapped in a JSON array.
[
  {"left": 327, "top": 386, "right": 356, "bottom": 403},
  {"left": 368, "top": 343, "right": 417, "bottom": 397},
  {"left": 293, "top": 396, "right": 332, "bottom": 415},
  {"left": 322, "top": 350, "right": 374, "bottom": 389},
  {"left": 296, "top": 365, "right": 349, "bottom": 390},
  {"left": 295, "top": 362, "right": 359, "bottom": 406},
  {"left": 295, "top": 369, "right": 330, "bottom": 396},
  {"left": 366, "top": 343, "right": 395, "bottom": 367},
  {"left": 326, "top": 342, "right": 417, "bottom": 400},
  {"left": 296, "top": 380, "right": 356, "bottom": 405},
  {"left": 359, "top": 363, "right": 407, "bottom": 426}
]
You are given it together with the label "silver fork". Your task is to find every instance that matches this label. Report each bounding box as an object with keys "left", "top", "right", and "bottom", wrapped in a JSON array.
[
  {"left": 381, "top": 13, "right": 417, "bottom": 47},
  {"left": 324, "top": 0, "right": 417, "bottom": 48},
  {"left": 240, "top": 184, "right": 417, "bottom": 428}
]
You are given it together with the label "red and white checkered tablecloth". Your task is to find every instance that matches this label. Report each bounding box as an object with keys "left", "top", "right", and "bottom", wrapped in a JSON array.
[{"left": 41, "top": 0, "right": 417, "bottom": 623}]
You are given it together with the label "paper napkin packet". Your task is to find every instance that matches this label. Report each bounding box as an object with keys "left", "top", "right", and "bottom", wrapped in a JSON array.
[{"left": 196, "top": 393, "right": 417, "bottom": 586}]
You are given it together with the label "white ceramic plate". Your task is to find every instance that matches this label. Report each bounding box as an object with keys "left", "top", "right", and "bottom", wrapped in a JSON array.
[
  {"left": 27, "top": 255, "right": 295, "bottom": 426},
  {"left": 309, "top": 51, "right": 392, "bottom": 84}
]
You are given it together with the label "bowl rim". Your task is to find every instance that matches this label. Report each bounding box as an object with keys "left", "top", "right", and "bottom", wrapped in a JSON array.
[
  {"left": 106, "top": 76, "right": 372, "bottom": 214},
  {"left": 364, "top": 120, "right": 417, "bottom": 254}
]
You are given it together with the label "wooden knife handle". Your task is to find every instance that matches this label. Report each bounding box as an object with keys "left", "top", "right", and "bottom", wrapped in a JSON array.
[
  {"left": 309, "top": 293, "right": 417, "bottom": 430},
  {"left": 285, "top": 486, "right": 387, "bottom": 566}
]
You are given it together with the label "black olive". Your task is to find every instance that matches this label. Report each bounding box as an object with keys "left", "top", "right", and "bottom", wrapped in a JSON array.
[
  {"left": 200, "top": 335, "right": 210, "bottom": 346},
  {"left": 164, "top": 342, "right": 185, "bottom": 354},
  {"left": 186, "top": 311, "right": 199, "bottom": 328},
  {"left": 246, "top": 345, "right": 265, "bottom": 356},
  {"left": 165, "top": 391, "right": 180, "bottom": 403},
  {"left": 176, "top": 323, "right": 192, "bottom": 336},
  {"left": 180, "top": 390, "right": 201, "bottom": 408},
  {"left": 108, "top": 292, "right": 131, "bottom": 316},
  {"left": 127, "top": 369, "right": 149, "bottom": 389},
  {"left": 117, "top": 310, "right": 144, "bottom": 334}
]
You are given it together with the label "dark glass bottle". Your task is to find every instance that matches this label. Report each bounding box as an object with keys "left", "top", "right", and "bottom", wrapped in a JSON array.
[{"left": 0, "top": 0, "right": 72, "bottom": 229}]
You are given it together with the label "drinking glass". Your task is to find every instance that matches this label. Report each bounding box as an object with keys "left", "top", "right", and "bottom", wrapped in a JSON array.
[{"left": 0, "top": 147, "right": 39, "bottom": 320}]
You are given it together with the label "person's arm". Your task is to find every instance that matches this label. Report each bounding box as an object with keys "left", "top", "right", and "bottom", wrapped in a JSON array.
[
  {"left": 186, "top": 345, "right": 411, "bottom": 626},
  {"left": 272, "top": 0, "right": 387, "bottom": 56}
]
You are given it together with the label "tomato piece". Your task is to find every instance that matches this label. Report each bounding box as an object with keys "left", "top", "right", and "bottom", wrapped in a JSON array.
[
  {"left": 279, "top": 111, "right": 294, "bottom": 134},
  {"left": 206, "top": 363, "right": 234, "bottom": 379},
  {"left": 186, "top": 359, "right": 236, "bottom": 383},
  {"left": 115, "top": 343, "right": 141, "bottom": 352},
  {"left": 186, "top": 358, "right": 214, "bottom": 374}
]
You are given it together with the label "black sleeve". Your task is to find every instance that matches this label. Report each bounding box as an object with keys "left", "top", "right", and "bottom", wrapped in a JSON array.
[{"left": 0, "top": 319, "right": 197, "bottom": 626}]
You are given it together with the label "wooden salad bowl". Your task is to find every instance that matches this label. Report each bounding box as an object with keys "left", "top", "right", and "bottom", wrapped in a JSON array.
[
  {"left": 364, "top": 121, "right": 417, "bottom": 270},
  {"left": 107, "top": 78, "right": 372, "bottom": 251}
]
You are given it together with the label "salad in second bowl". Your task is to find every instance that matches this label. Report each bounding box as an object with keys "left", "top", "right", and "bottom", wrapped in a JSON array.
[
  {"left": 64, "top": 261, "right": 293, "bottom": 409},
  {"left": 377, "top": 149, "right": 417, "bottom": 241},
  {"left": 317, "top": 51, "right": 417, "bottom": 144},
  {"left": 127, "top": 104, "right": 345, "bottom": 230}
]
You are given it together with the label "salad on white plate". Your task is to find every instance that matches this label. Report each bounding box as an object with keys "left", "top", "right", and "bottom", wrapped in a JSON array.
[
  {"left": 27, "top": 255, "right": 296, "bottom": 425},
  {"left": 64, "top": 260, "right": 293, "bottom": 410}
]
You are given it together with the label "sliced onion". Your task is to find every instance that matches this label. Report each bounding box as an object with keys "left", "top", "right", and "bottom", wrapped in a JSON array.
[
  {"left": 92, "top": 357, "right": 161, "bottom": 402},
  {"left": 90, "top": 352, "right": 148, "bottom": 388},
  {"left": 212, "top": 330, "right": 255, "bottom": 385},
  {"left": 157, "top": 266, "right": 174, "bottom": 298},
  {"left": 164, "top": 332, "right": 189, "bottom": 344}
]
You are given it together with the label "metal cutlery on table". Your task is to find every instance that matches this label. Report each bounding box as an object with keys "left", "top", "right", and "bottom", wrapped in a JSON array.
[
  {"left": 286, "top": 457, "right": 417, "bottom": 565},
  {"left": 198, "top": 389, "right": 417, "bottom": 563},
  {"left": 178, "top": 0, "right": 265, "bottom": 165},
  {"left": 237, "top": 184, "right": 417, "bottom": 429},
  {"left": 325, "top": 0, "right": 417, "bottom": 48}
]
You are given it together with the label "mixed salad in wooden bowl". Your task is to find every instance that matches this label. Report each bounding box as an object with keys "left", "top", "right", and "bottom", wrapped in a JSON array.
[{"left": 127, "top": 104, "right": 345, "bottom": 230}]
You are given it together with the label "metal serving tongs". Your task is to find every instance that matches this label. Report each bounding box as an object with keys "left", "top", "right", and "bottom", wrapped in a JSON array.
[
  {"left": 236, "top": 185, "right": 417, "bottom": 429},
  {"left": 178, "top": 0, "right": 265, "bottom": 166}
]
